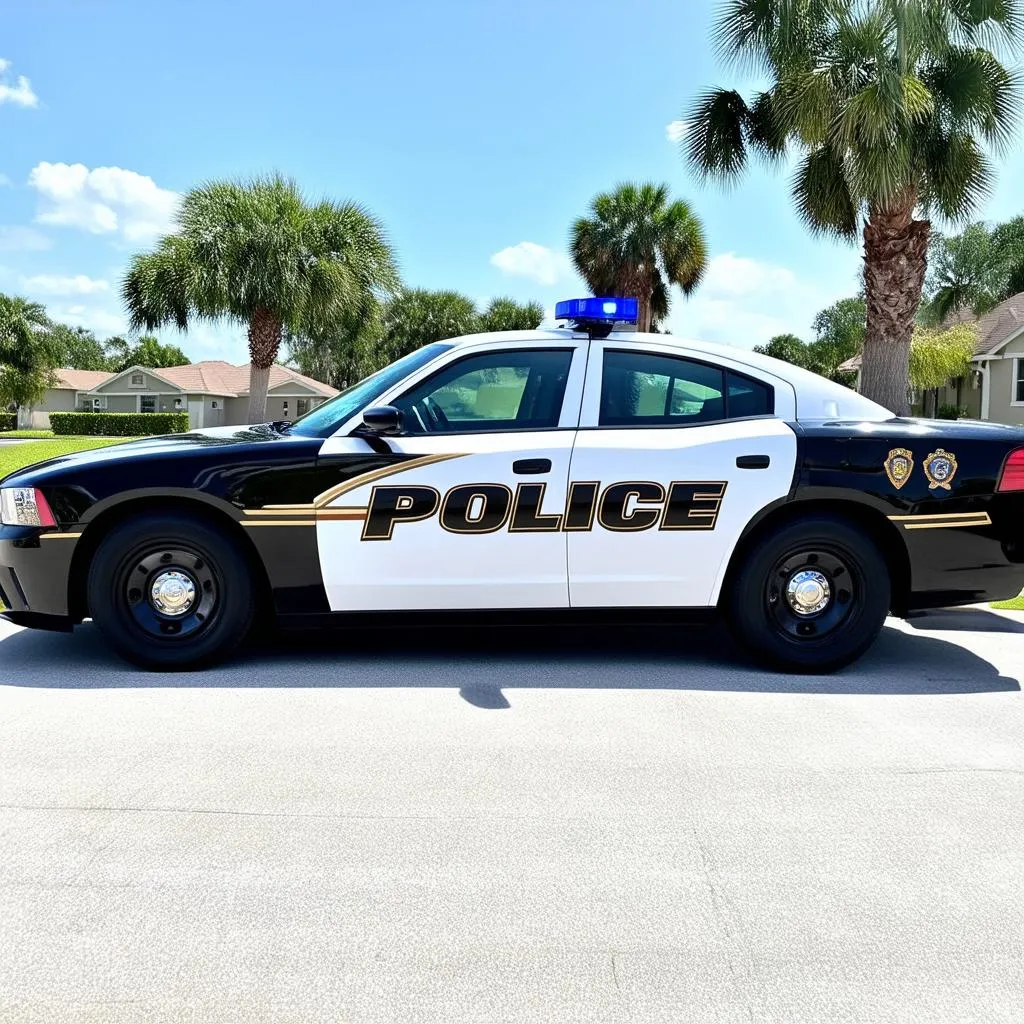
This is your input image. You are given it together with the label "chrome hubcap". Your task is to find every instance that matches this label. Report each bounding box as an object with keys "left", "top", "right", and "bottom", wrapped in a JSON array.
[
  {"left": 785, "top": 570, "right": 831, "bottom": 616},
  {"left": 149, "top": 570, "right": 197, "bottom": 617}
]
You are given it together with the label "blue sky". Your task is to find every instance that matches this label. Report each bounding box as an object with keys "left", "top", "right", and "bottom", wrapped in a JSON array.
[{"left": 3, "top": 0, "right": 1024, "bottom": 365}]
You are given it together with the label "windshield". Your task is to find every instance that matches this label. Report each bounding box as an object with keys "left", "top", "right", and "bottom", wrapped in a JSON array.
[{"left": 287, "top": 343, "right": 454, "bottom": 438}]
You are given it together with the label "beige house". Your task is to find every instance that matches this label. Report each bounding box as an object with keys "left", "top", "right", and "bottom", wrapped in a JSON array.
[
  {"left": 840, "top": 292, "right": 1024, "bottom": 424},
  {"left": 21, "top": 361, "right": 338, "bottom": 431}
]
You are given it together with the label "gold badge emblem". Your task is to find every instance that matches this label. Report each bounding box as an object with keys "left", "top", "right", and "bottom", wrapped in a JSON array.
[
  {"left": 884, "top": 448, "right": 914, "bottom": 490},
  {"left": 923, "top": 449, "right": 958, "bottom": 491}
]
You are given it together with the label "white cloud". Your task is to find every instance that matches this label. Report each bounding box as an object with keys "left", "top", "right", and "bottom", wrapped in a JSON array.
[
  {"left": 20, "top": 273, "right": 110, "bottom": 296},
  {"left": 490, "top": 241, "right": 573, "bottom": 287},
  {"left": 666, "top": 119, "right": 689, "bottom": 144},
  {"left": 28, "top": 162, "right": 179, "bottom": 243},
  {"left": 50, "top": 303, "right": 128, "bottom": 336},
  {"left": 0, "top": 225, "right": 51, "bottom": 251},
  {"left": 0, "top": 59, "right": 38, "bottom": 108},
  {"left": 700, "top": 252, "right": 797, "bottom": 297},
  {"left": 0, "top": 174, "right": 10, "bottom": 187},
  {"left": 665, "top": 250, "right": 860, "bottom": 348}
]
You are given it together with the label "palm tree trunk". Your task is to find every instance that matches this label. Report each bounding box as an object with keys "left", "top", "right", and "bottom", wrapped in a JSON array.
[
  {"left": 860, "top": 199, "right": 930, "bottom": 416},
  {"left": 637, "top": 292, "right": 652, "bottom": 333},
  {"left": 634, "top": 272, "right": 654, "bottom": 332},
  {"left": 247, "top": 307, "right": 283, "bottom": 423}
]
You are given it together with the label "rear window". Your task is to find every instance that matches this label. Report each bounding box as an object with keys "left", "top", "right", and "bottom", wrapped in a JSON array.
[{"left": 599, "top": 350, "right": 773, "bottom": 426}]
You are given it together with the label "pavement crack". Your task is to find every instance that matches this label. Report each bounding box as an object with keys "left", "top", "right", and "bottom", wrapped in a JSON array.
[
  {"left": 694, "top": 829, "right": 760, "bottom": 1024},
  {"left": 0, "top": 803, "right": 448, "bottom": 822}
]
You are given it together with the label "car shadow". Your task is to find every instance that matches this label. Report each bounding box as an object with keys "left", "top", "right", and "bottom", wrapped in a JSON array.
[
  {"left": 0, "top": 616, "right": 1018, "bottom": 696},
  {"left": 904, "top": 607, "right": 1024, "bottom": 634}
]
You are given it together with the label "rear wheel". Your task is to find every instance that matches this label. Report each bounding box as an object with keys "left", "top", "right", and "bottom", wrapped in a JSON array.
[
  {"left": 86, "top": 514, "right": 255, "bottom": 670},
  {"left": 727, "top": 516, "right": 890, "bottom": 673}
]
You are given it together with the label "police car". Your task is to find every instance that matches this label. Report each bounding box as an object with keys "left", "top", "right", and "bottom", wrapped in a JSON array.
[{"left": 2, "top": 297, "right": 1023, "bottom": 672}]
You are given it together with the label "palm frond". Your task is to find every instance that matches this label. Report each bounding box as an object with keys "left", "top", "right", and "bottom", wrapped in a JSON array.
[
  {"left": 919, "top": 130, "right": 993, "bottom": 221},
  {"left": 792, "top": 147, "right": 860, "bottom": 239},
  {"left": 686, "top": 88, "right": 752, "bottom": 182}
]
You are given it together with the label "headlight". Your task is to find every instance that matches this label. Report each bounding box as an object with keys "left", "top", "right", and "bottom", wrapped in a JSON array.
[{"left": 0, "top": 488, "right": 57, "bottom": 528}]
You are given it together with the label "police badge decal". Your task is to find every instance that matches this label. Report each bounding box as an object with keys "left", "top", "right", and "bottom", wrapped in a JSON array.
[
  {"left": 884, "top": 448, "right": 914, "bottom": 490},
  {"left": 923, "top": 449, "right": 958, "bottom": 491}
]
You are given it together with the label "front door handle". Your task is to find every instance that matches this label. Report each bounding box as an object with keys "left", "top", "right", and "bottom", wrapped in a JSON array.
[
  {"left": 736, "top": 454, "right": 771, "bottom": 469},
  {"left": 513, "top": 458, "right": 552, "bottom": 475}
]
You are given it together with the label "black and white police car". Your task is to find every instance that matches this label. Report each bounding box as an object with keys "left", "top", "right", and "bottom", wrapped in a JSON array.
[{"left": 2, "top": 297, "right": 1023, "bottom": 671}]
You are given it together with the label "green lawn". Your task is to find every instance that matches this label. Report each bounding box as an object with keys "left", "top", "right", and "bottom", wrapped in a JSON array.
[
  {"left": 0, "top": 437, "right": 136, "bottom": 479},
  {"left": 993, "top": 593, "right": 1024, "bottom": 611},
  {"left": 0, "top": 430, "right": 58, "bottom": 439}
]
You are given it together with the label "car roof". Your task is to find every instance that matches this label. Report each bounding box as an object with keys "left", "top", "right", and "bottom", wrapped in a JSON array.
[{"left": 445, "top": 327, "right": 895, "bottom": 422}]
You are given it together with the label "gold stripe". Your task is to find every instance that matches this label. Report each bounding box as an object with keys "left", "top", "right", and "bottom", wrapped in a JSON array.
[
  {"left": 902, "top": 515, "right": 991, "bottom": 530},
  {"left": 243, "top": 508, "right": 319, "bottom": 517},
  {"left": 241, "top": 520, "right": 317, "bottom": 528},
  {"left": 316, "top": 508, "right": 368, "bottom": 521},
  {"left": 313, "top": 453, "right": 467, "bottom": 508},
  {"left": 40, "top": 532, "right": 82, "bottom": 540},
  {"left": 888, "top": 512, "right": 991, "bottom": 522}
]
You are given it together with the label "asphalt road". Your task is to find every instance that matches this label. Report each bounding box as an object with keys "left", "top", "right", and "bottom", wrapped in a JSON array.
[{"left": 1, "top": 610, "right": 1023, "bottom": 1024}]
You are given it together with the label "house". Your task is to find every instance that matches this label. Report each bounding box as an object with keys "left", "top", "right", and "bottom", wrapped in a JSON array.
[
  {"left": 20, "top": 361, "right": 338, "bottom": 430},
  {"left": 839, "top": 291, "right": 1024, "bottom": 424}
]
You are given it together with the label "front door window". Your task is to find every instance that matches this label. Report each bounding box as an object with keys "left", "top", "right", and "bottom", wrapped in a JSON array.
[{"left": 393, "top": 349, "right": 573, "bottom": 434}]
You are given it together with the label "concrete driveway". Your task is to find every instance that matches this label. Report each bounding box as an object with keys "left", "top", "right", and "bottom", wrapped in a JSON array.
[{"left": 1, "top": 610, "right": 1023, "bottom": 1024}]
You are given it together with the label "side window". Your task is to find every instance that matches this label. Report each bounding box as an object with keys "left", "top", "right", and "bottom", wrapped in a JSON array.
[
  {"left": 394, "top": 349, "right": 574, "bottom": 434},
  {"left": 599, "top": 350, "right": 772, "bottom": 427}
]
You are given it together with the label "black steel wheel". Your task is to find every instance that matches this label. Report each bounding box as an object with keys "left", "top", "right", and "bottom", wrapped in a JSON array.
[
  {"left": 87, "top": 514, "right": 255, "bottom": 670},
  {"left": 728, "top": 516, "right": 890, "bottom": 673}
]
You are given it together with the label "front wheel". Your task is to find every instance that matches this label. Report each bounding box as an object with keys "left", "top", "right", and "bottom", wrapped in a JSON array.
[
  {"left": 727, "top": 516, "right": 891, "bottom": 673},
  {"left": 86, "top": 513, "right": 256, "bottom": 670}
]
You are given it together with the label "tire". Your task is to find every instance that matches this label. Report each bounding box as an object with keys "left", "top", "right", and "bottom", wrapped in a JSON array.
[
  {"left": 727, "top": 515, "right": 890, "bottom": 673},
  {"left": 86, "top": 513, "right": 256, "bottom": 670}
]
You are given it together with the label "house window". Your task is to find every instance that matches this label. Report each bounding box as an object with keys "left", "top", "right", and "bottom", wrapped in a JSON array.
[
  {"left": 1015, "top": 358, "right": 1024, "bottom": 404},
  {"left": 140, "top": 396, "right": 156, "bottom": 414},
  {"left": 296, "top": 398, "right": 309, "bottom": 417},
  {"left": 282, "top": 401, "right": 289, "bottom": 417},
  {"left": 131, "top": 373, "right": 145, "bottom": 386}
]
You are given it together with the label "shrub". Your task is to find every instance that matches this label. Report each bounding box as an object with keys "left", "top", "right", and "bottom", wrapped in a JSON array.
[
  {"left": 49, "top": 412, "right": 190, "bottom": 436},
  {"left": 0, "top": 413, "right": 15, "bottom": 432},
  {"left": 936, "top": 404, "right": 968, "bottom": 421}
]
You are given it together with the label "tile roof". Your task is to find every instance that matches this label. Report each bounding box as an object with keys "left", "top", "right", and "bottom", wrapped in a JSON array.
[
  {"left": 52, "top": 369, "right": 115, "bottom": 391},
  {"left": 153, "top": 361, "right": 338, "bottom": 397},
  {"left": 66, "top": 361, "right": 339, "bottom": 398}
]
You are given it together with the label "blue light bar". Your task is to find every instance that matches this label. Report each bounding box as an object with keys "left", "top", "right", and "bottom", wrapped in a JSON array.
[{"left": 555, "top": 297, "right": 639, "bottom": 323}]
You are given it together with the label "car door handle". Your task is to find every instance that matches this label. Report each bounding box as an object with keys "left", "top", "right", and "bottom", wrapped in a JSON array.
[
  {"left": 736, "top": 455, "right": 771, "bottom": 469},
  {"left": 513, "top": 458, "right": 552, "bottom": 475}
]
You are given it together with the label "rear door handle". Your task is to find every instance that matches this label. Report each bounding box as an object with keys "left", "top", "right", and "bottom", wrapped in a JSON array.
[
  {"left": 736, "top": 455, "right": 771, "bottom": 469},
  {"left": 513, "top": 458, "right": 552, "bottom": 475}
]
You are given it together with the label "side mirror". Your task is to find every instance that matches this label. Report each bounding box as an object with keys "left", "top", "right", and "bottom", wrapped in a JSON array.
[{"left": 361, "top": 405, "right": 403, "bottom": 435}]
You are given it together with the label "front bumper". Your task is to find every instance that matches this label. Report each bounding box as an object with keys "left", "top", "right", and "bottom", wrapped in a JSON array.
[{"left": 0, "top": 525, "right": 80, "bottom": 620}]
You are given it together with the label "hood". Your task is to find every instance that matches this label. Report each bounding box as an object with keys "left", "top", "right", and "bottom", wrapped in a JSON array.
[{"left": 2, "top": 424, "right": 313, "bottom": 487}]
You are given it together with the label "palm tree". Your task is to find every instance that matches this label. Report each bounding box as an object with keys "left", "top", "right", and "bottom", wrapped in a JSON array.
[
  {"left": 0, "top": 294, "right": 52, "bottom": 375},
  {"left": 122, "top": 175, "right": 399, "bottom": 422},
  {"left": 570, "top": 183, "right": 708, "bottom": 333},
  {"left": 0, "top": 295, "right": 57, "bottom": 421},
  {"left": 684, "top": 0, "right": 1022, "bottom": 415},
  {"left": 922, "top": 217, "right": 1024, "bottom": 324}
]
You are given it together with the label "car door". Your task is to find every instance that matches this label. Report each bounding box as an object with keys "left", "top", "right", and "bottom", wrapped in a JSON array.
[
  {"left": 567, "top": 341, "right": 798, "bottom": 608},
  {"left": 316, "top": 342, "right": 587, "bottom": 611}
]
